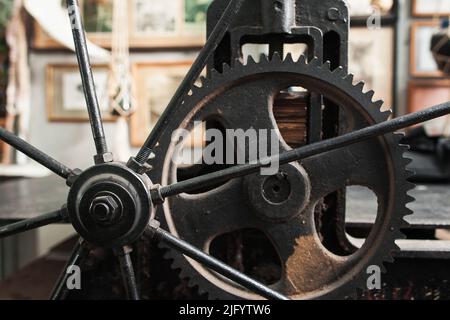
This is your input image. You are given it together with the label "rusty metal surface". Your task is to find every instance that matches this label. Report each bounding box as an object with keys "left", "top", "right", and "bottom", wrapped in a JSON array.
[{"left": 0, "top": 176, "right": 68, "bottom": 221}]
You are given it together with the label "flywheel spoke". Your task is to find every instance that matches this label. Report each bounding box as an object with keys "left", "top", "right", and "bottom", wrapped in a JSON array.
[
  {"left": 0, "top": 208, "right": 67, "bottom": 239},
  {"left": 66, "top": 0, "right": 111, "bottom": 163},
  {"left": 0, "top": 127, "right": 74, "bottom": 179},
  {"left": 148, "top": 222, "right": 290, "bottom": 301},
  {"left": 51, "top": 238, "right": 88, "bottom": 300},
  {"left": 115, "top": 246, "right": 140, "bottom": 300}
]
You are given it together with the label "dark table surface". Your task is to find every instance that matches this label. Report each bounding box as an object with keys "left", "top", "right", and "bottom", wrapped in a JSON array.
[{"left": 0, "top": 176, "right": 68, "bottom": 221}]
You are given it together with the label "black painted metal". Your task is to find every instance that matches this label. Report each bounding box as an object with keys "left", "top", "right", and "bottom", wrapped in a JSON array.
[
  {"left": 158, "top": 101, "right": 450, "bottom": 199},
  {"left": 131, "top": 0, "right": 245, "bottom": 169},
  {"left": 67, "top": 163, "right": 153, "bottom": 248},
  {"left": 65, "top": 0, "right": 109, "bottom": 160},
  {"left": 50, "top": 238, "right": 87, "bottom": 300},
  {"left": 0, "top": 209, "right": 65, "bottom": 239},
  {"left": 115, "top": 246, "right": 139, "bottom": 300},
  {"left": 0, "top": 127, "right": 73, "bottom": 179},
  {"left": 152, "top": 225, "right": 290, "bottom": 301}
]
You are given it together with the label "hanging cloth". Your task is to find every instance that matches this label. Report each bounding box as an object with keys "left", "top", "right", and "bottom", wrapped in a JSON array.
[
  {"left": 108, "top": 0, "right": 135, "bottom": 116},
  {"left": 108, "top": 0, "right": 135, "bottom": 161},
  {"left": 5, "top": 0, "right": 30, "bottom": 164},
  {"left": 23, "top": 0, "right": 110, "bottom": 60}
]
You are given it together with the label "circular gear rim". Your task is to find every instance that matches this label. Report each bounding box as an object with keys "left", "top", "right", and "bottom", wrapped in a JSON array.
[{"left": 148, "top": 53, "right": 415, "bottom": 300}]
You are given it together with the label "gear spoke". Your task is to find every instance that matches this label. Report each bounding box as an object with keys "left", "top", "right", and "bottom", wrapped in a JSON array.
[
  {"left": 0, "top": 208, "right": 67, "bottom": 239},
  {"left": 149, "top": 223, "right": 290, "bottom": 300},
  {"left": 164, "top": 179, "right": 258, "bottom": 248},
  {"left": 50, "top": 238, "right": 88, "bottom": 300},
  {"left": 262, "top": 215, "right": 348, "bottom": 297},
  {"left": 302, "top": 138, "right": 394, "bottom": 202},
  {"left": 0, "top": 127, "right": 74, "bottom": 179}
]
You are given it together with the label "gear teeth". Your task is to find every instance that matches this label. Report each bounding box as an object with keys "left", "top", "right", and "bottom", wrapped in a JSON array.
[
  {"left": 402, "top": 156, "right": 413, "bottom": 166},
  {"left": 355, "top": 81, "right": 365, "bottom": 92},
  {"left": 323, "top": 60, "right": 332, "bottom": 70},
  {"left": 405, "top": 194, "right": 416, "bottom": 204},
  {"left": 298, "top": 55, "right": 307, "bottom": 64},
  {"left": 284, "top": 52, "right": 294, "bottom": 63},
  {"left": 271, "top": 52, "right": 282, "bottom": 62},
  {"left": 332, "top": 65, "right": 345, "bottom": 76},
  {"left": 199, "top": 76, "right": 207, "bottom": 87},
  {"left": 366, "top": 90, "right": 375, "bottom": 101},
  {"left": 400, "top": 220, "right": 411, "bottom": 229},
  {"left": 260, "top": 53, "right": 269, "bottom": 63},
  {"left": 345, "top": 74, "right": 355, "bottom": 85},
  {"left": 308, "top": 57, "right": 320, "bottom": 67},
  {"left": 222, "top": 62, "right": 231, "bottom": 75},
  {"left": 246, "top": 55, "right": 257, "bottom": 65},
  {"left": 373, "top": 99, "right": 384, "bottom": 108},
  {"left": 209, "top": 68, "right": 221, "bottom": 80},
  {"left": 405, "top": 169, "right": 415, "bottom": 180},
  {"left": 380, "top": 110, "right": 391, "bottom": 120}
]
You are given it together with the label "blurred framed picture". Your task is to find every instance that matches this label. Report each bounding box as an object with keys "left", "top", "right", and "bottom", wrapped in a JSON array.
[
  {"left": 349, "top": 27, "right": 395, "bottom": 110},
  {"left": 408, "top": 80, "right": 450, "bottom": 136},
  {"left": 413, "top": 0, "right": 450, "bottom": 17},
  {"left": 46, "top": 64, "right": 116, "bottom": 122},
  {"left": 130, "top": 61, "right": 193, "bottom": 147},
  {"left": 131, "top": 0, "right": 179, "bottom": 36},
  {"left": 410, "top": 21, "right": 444, "bottom": 77},
  {"left": 184, "top": 0, "right": 211, "bottom": 33},
  {"left": 33, "top": 0, "right": 210, "bottom": 49}
]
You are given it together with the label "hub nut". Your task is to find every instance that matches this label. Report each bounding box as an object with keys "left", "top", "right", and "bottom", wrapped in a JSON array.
[{"left": 89, "top": 195, "right": 121, "bottom": 225}]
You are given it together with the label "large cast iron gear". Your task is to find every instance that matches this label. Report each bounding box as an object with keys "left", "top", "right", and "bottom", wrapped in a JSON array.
[{"left": 147, "top": 53, "right": 414, "bottom": 300}]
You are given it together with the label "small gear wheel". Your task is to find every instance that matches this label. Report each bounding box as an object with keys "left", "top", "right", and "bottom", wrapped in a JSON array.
[{"left": 147, "top": 54, "right": 414, "bottom": 300}]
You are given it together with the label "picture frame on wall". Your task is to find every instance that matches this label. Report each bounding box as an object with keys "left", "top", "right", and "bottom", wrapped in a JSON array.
[
  {"left": 46, "top": 64, "right": 116, "bottom": 122},
  {"left": 410, "top": 21, "right": 445, "bottom": 78},
  {"left": 412, "top": 0, "right": 450, "bottom": 17},
  {"left": 408, "top": 80, "right": 450, "bottom": 136},
  {"left": 130, "top": 61, "right": 193, "bottom": 147},
  {"left": 33, "top": 0, "right": 212, "bottom": 49},
  {"left": 349, "top": 27, "right": 395, "bottom": 110}
]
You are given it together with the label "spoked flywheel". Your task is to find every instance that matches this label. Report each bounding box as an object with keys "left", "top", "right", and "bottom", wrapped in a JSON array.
[{"left": 148, "top": 54, "right": 414, "bottom": 300}]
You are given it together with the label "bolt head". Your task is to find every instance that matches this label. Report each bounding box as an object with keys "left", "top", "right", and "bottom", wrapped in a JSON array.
[
  {"left": 327, "top": 7, "right": 340, "bottom": 21},
  {"left": 90, "top": 195, "right": 121, "bottom": 225},
  {"left": 94, "top": 152, "right": 114, "bottom": 165}
]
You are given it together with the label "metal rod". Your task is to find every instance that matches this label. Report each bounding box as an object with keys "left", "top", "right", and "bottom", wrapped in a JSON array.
[
  {"left": 159, "top": 101, "right": 450, "bottom": 199},
  {"left": 0, "top": 127, "right": 73, "bottom": 179},
  {"left": 0, "top": 209, "right": 65, "bottom": 239},
  {"left": 66, "top": 0, "right": 108, "bottom": 157},
  {"left": 50, "top": 238, "right": 87, "bottom": 300},
  {"left": 152, "top": 226, "right": 290, "bottom": 301},
  {"left": 132, "top": 0, "right": 245, "bottom": 166},
  {"left": 115, "top": 246, "right": 139, "bottom": 300}
]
